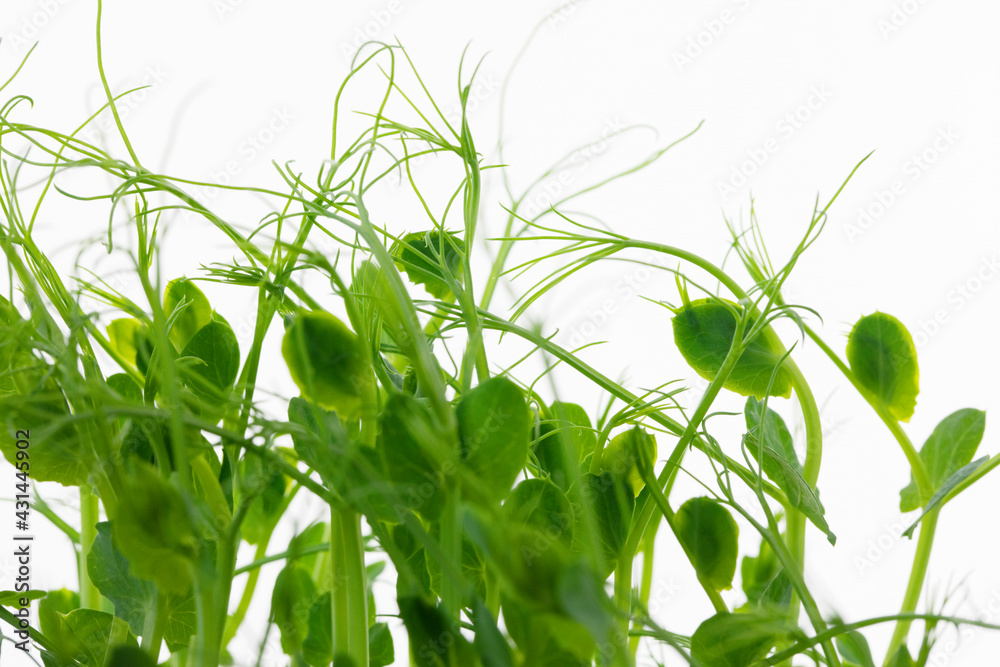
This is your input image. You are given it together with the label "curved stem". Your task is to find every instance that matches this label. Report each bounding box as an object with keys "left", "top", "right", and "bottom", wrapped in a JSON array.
[{"left": 78, "top": 486, "right": 100, "bottom": 610}]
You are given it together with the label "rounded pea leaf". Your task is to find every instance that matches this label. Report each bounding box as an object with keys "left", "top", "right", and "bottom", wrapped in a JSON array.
[
  {"left": 900, "top": 408, "right": 987, "bottom": 511},
  {"left": 271, "top": 564, "right": 318, "bottom": 656},
  {"left": 391, "top": 230, "right": 465, "bottom": 300},
  {"left": 113, "top": 463, "right": 198, "bottom": 594},
  {"left": 458, "top": 376, "right": 531, "bottom": 502},
  {"left": 691, "top": 611, "right": 786, "bottom": 667},
  {"left": 672, "top": 298, "right": 793, "bottom": 400},
  {"left": 282, "top": 311, "right": 372, "bottom": 420},
  {"left": 379, "top": 393, "right": 449, "bottom": 519},
  {"left": 836, "top": 630, "right": 876, "bottom": 667},
  {"left": 534, "top": 402, "right": 594, "bottom": 491},
  {"left": 847, "top": 312, "right": 919, "bottom": 422},
  {"left": 107, "top": 318, "right": 151, "bottom": 371},
  {"left": 163, "top": 277, "right": 213, "bottom": 350},
  {"left": 599, "top": 426, "right": 657, "bottom": 497},
  {"left": 674, "top": 497, "right": 739, "bottom": 591},
  {"left": 504, "top": 479, "right": 574, "bottom": 545},
  {"left": 179, "top": 319, "right": 240, "bottom": 392},
  {"left": 579, "top": 472, "right": 634, "bottom": 575},
  {"left": 50, "top": 609, "right": 138, "bottom": 667}
]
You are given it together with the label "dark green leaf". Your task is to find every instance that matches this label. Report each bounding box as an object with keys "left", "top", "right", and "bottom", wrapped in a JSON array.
[
  {"left": 398, "top": 596, "right": 476, "bottom": 667},
  {"left": 471, "top": 598, "right": 513, "bottom": 667},
  {"left": 458, "top": 376, "right": 531, "bottom": 503},
  {"left": 237, "top": 453, "right": 287, "bottom": 545},
  {"left": 87, "top": 521, "right": 154, "bottom": 635},
  {"left": 886, "top": 646, "right": 914, "bottom": 667},
  {"left": 369, "top": 622, "right": 395, "bottom": 667},
  {"left": 282, "top": 311, "right": 372, "bottom": 420},
  {"left": 302, "top": 592, "right": 332, "bottom": 666},
  {"left": 179, "top": 319, "right": 240, "bottom": 391},
  {"left": 674, "top": 497, "right": 739, "bottom": 591},
  {"left": 760, "top": 570, "right": 792, "bottom": 610},
  {"left": 53, "top": 609, "right": 138, "bottom": 667},
  {"left": 503, "top": 597, "right": 594, "bottom": 666},
  {"left": 106, "top": 374, "right": 143, "bottom": 404},
  {"left": 379, "top": 393, "right": 449, "bottom": 520},
  {"left": 163, "top": 277, "right": 213, "bottom": 351},
  {"left": 741, "top": 539, "right": 779, "bottom": 605},
  {"left": 846, "top": 312, "right": 920, "bottom": 422},
  {"left": 107, "top": 646, "right": 156, "bottom": 667},
  {"left": 672, "top": 298, "right": 794, "bottom": 400},
  {"left": 903, "top": 456, "right": 989, "bottom": 538},
  {"left": 580, "top": 472, "right": 634, "bottom": 574},
  {"left": 392, "top": 230, "right": 465, "bottom": 300},
  {"left": 503, "top": 479, "right": 574, "bottom": 545},
  {"left": 745, "top": 397, "right": 800, "bottom": 472},
  {"left": 900, "top": 409, "right": 987, "bottom": 511},
  {"left": 690, "top": 611, "right": 786, "bottom": 667},
  {"left": 556, "top": 560, "right": 615, "bottom": 644},
  {"left": 836, "top": 630, "right": 875, "bottom": 667},
  {"left": 745, "top": 435, "right": 836, "bottom": 545},
  {"left": 534, "top": 402, "right": 593, "bottom": 491},
  {"left": 271, "top": 564, "right": 318, "bottom": 655}
]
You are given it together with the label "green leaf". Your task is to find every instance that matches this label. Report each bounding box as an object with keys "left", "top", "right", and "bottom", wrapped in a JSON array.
[
  {"left": 458, "top": 376, "right": 531, "bottom": 502},
  {"left": 107, "top": 318, "right": 150, "bottom": 371},
  {"left": 282, "top": 310, "right": 372, "bottom": 420},
  {"left": 846, "top": 312, "right": 920, "bottom": 422},
  {"left": 163, "top": 278, "right": 213, "bottom": 350},
  {"left": 580, "top": 472, "right": 634, "bottom": 574},
  {"left": 237, "top": 453, "right": 287, "bottom": 545},
  {"left": 900, "top": 408, "right": 987, "bottom": 511},
  {"left": 471, "top": 597, "right": 513, "bottom": 667},
  {"left": 38, "top": 589, "right": 79, "bottom": 638},
  {"left": 107, "top": 646, "right": 156, "bottom": 667},
  {"left": 0, "top": 589, "right": 46, "bottom": 607},
  {"left": 760, "top": 570, "right": 792, "bottom": 609},
  {"left": 398, "top": 595, "right": 476, "bottom": 667},
  {"left": 271, "top": 564, "right": 318, "bottom": 655},
  {"left": 369, "top": 622, "right": 395, "bottom": 667},
  {"left": 902, "top": 456, "right": 989, "bottom": 538},
  {"left": 113, "top": 463, "right": 198, "bottom": 594},
  {"left": 503, "top": 597, "right": 594, "bottom": 666},
  {"left": 533, "top": 402, "right": 593, "bottom": 491},
  {"left": 886, "top": 646, "right": 915, "bottom": 667},
  {"left": 53, "top": 609, "right": 138, "bottom": 667},
  {"left": 672, "top": 298, "right": 793, "bottom": 400},
  {"left": 106, "top": 374, "right": 143, "bottom": 404},
  {"left": 392, "top": 230, "right": 465, "bottom": 300},
  {"left": 745, "top": 397, "right": 800, "bottom": 472},
  {"left": 690, "top": 611, "right": 786, "bottom": 667},
  {"left": 503, "top": 479, "right": 574, "bottom": 545},
  {"left": 379, "top": 393, "right": 449, "bottom": 520},
  {"left": 288, "top": 397, "right": 350, "bottom": 488},
  {"left": 599, "top": 426, "right": 657, "bottom": 497},
  {"left": 836, "top": 630, "right": 875, "bottom": 667},
  {"left": 87, "top": 521, "right": 154, "bottom": 635},
  {"left": 556, "top": 560, "right": 616, "bottom": 645},
  {"left": 744, "top": 434, "right": 836, "bottom": 545},
  {"left": 179, "top": 319, "right": 240, "bottom": 391},
  {"left": 674, "top": 497, "right": 739, "bottom": 591},
  {"left": 302, "top": 592, "right": 332, "bottom": 666},
  {"left": 0, "top": 388, "right": 88, "bottom": 487},
  {"left": 740, "top": 540, "right": 779, "bottom": 606}
]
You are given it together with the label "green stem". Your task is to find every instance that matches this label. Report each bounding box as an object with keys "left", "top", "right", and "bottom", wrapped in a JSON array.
[
  {"left": 628, "top": 526, "right": 658, "bottom": 659},
  {"left": 330, "top": 509, "right": 350, "bottom": 658},
  {"left": 614, "top": 556, "right": 633, "bottom": 653},
  {"left": 78, "top": 486, "right": 100, "bottom": 610},
  {"left": 440, "top": 491, "right": 463, "bottom": 619},
  {"left": 882, "top": 509, "right": 939, "bottom": 666},
  {"left": 783, "top": 360, "right": 823, "bottom": 633},
  {"left": 339, "top": 508, "right": 369, "bottom": 666},
  {"left": 222, "top": 540, "right": 270, "bottom": 647}
]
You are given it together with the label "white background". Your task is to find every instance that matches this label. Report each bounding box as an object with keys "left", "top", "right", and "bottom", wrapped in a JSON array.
[{"left": 1, "top": 0, "right": 999, "bottom": 665}]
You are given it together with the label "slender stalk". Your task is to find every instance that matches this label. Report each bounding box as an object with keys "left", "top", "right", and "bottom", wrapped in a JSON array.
[
  {"left": 628, "top": 526, "right": 658, "bottom": 659},
  {"left": 78, "top": 486, "right": 100, "bottom": 610},
  {"left": 614, "top": 556, "right": 633, "bottom": 652},
  {"left": 341, "top": 510, "right": 370, "bottom": 666},
  {"left": 882, "top": 509, "right": 940, "bottom": 666},
  {"left": 330, "top": 509, "right": 351, "bottom": 659}
]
